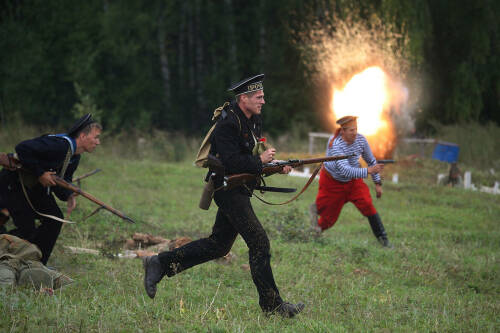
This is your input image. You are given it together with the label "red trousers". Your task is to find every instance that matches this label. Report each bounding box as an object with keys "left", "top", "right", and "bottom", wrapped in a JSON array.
[{"left": 315, "top": 168, "right": 377, "bottom": 230}]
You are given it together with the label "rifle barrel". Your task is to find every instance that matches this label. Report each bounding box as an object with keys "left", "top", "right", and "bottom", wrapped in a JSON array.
[
  {"left": 263, "top": 154, "right": 352, "bottom": 169},
  {"left": 226, "top": 154, "right": 354, "bottom": 188},
  {"left": 73, "top": 168, "right": 101, "bottom": 182},
  {"left": 297, "top": 154, "right": 352, "bottom": 165},
  {"left": 377, "top": 159, "right": 396, "bottom": 164},
  {"left": 53, "top": 176, "right": 135, "bottom": 223}
]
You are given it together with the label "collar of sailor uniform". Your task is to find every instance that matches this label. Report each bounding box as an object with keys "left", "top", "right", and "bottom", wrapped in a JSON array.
[{"left": 50, "top": 134, "right": 77, "bottom": 155}]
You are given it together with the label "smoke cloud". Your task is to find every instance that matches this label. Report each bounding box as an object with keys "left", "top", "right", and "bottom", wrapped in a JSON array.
[{"left": 294, "top": 12, "right": 417, "bottom": 138}]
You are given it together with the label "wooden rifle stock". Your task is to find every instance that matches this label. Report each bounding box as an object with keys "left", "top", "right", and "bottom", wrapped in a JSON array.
[
  {"left": 52, "top": 175, "right": 135, "bottom": 224},
  {"left": 4, "top": 153, "right": 134, "bottom": 223},
  {"left": 261, "top": 154, "right": 352, "bottom": 176}
]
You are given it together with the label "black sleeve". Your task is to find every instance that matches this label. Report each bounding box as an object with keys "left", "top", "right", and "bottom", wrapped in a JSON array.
[
  {"left": 15, "top": 136, "right": 68, "bottom": 178},
  {"left": 213, "top": 120, "right": 263, "bottom": 175},
  {"left": 53, "top": 155, "right": 80, "bottom": 201}
]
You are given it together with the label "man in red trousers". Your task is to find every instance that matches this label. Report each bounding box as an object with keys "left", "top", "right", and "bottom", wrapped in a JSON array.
[{"left": 310, "top": 116, "right": 392, "bottom": 247}]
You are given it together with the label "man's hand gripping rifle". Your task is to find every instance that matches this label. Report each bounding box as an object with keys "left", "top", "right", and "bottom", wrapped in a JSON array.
[
  {"left": 1, "top": 153, "right": 134, "bottom": 223},
  {"left": 226, "top": 155, "right": 352, "bottom": 190},
  {"left": 199, "top": 154, "right": 352, "bottom": 209}
]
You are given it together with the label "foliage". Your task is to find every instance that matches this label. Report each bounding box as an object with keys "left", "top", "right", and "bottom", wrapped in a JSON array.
[
  {"left": 0, "top": 0, "right": 498, "bottom": 135},
  {"left": 266, "top": 206, "right": 323, "bottom": 243},
  {"left": 421, "top": 0, "right": 500, "bottom": 126},
  {"left": 70, "top": 83, "right": 103, "bottom": 124}
]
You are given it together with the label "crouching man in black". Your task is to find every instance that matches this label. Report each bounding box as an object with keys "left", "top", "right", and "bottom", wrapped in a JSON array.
[
  {"left": 143, "top": 74, "right": 304, "bottom": 318},
  {"left": 0, "top": 114, "right": 101, "bottom": 264}
]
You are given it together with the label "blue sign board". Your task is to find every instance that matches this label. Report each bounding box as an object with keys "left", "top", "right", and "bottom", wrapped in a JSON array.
[{"left": 432, "top": 141, "right": 459, "bottom": 163}]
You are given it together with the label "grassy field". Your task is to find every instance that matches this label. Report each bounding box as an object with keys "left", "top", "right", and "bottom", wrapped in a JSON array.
[{"left": 1, "top": 145, "right": 499, "bottom": 332}]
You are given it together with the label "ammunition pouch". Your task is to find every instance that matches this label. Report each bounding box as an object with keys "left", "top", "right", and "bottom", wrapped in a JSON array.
[{"left": 199, "top": 154, "right": 228, "bottom": 209}]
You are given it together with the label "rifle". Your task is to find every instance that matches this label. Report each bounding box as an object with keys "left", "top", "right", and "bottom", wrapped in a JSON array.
[
  {"left": 377, "top": 159, "right": 395, "bottom": 164},
  {"left": 5, "top": 153, "right": 135, "bottom": 224},
  {"left": 52, "top": 175, "right": 135, "bottom": 224},
  {"left": 199, "top": 154, "right": 351, "bottom": 208},
  {"left": 225, "top": 154, "right": 352, "bottom": 191},
  {"left": 0, "top": 152, "right": 21, "bottom": 170},
  {"left": 73, "top": 168, "right": 101, "bottom": 184}
]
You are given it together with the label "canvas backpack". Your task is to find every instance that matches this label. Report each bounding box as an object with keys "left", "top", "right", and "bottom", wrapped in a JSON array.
[
  {"left": 0, "top": 234, "right": 73, "bottom": 289},
  {"left": 194, "top": 102, "right": 241, "bottom": 168}
]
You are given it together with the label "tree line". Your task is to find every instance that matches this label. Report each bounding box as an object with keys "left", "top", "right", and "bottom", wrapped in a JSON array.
[{"left": 0, "top": 0, "right": 498, "bottom": 135}]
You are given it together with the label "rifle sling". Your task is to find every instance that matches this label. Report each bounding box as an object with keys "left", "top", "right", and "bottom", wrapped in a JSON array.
[
  {"left": 247, "top": 163, "right": 322, "bottom": 206},
  {"left": 18, "top": 172, "right": 76, "bottom": 224}
]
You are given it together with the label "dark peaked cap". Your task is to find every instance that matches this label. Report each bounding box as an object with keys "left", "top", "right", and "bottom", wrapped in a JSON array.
[
  {"left": 68, "top": 113, "right": 95, "bottom": 138},
  {"left": 227, "top": 74, "right": 265, "bottom": 96}
]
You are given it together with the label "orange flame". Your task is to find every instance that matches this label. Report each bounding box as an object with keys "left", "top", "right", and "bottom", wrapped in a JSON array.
[{"left": 331, "top": 66, "right": 397, "bottom": 158}]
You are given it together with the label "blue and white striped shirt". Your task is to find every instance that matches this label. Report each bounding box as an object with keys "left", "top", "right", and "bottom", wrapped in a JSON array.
[{"left": 323, "top": 133, "right": 381, "bottom": 183}]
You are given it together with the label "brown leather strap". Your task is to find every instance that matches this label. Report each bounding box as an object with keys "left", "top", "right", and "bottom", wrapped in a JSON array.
[
  {"left": 59, "top": 148, "right": 72, "bottom": 178},
  {"left": 18, "top": 172, "right": 76, "bottom": 224},
  {"left": 249, "top": 163, "right": 322, "bottom": 206}
]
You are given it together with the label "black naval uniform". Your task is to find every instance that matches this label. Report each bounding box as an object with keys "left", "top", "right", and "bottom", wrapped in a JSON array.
[
  {"left": 0, "top": 195, "right": 8, "bottom": 234},
  {"left": 156, "top": 101, "right": 287, "bottom": 312},
  {"left": 0, "top": 135, "right": 80, "bottom": 264}
]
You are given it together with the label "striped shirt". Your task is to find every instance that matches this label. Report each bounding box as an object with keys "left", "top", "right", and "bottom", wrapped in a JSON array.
[{"left": 323, "top": 133, "right": 381, "bottom": 184}]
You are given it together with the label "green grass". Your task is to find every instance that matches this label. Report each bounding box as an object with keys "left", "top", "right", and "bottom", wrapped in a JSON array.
[
  {"left": 1, "top": 149, "right": 499, "bottom": 332},
  {"left": 1, "top": 122, "right": 499, "bottom": 332}
]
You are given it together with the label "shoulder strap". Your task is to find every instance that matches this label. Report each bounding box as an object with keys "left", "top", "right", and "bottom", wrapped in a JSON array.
[
  {"left": 227, "top": 108, "right": 242, "bottom": 133},
  {"left": 18, "top": 173, "right": 76, "bottom": 224},
  {"left": 48, "top": 134, "right": 75, "bottom": 177},
  {"left": 195, "top": 102, "right": 239, "bottom": 168},
  {"left": 248, "top": 164, "right": 322, "bottom": 205},
  {"left": 59, "top": 148, "right": 72, "bottom": 178},
  {"left": 49, "top": 134, "right": 76, "bottom": 155}
]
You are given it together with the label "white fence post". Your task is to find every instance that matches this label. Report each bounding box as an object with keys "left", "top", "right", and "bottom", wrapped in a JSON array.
[
  {"left": 392, "top": 173, "right": 399, "bottom": 184},
  {"left": 464, "top": 171, "right": 471, "bottom": 189},
  {"left": 437, "top": 174, "right": 446, "bottom": 184}
]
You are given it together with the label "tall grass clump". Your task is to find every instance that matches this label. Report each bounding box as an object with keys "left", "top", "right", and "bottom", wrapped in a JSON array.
[{"left": 265, "top": 206, "right": 323, "bottom": 243}]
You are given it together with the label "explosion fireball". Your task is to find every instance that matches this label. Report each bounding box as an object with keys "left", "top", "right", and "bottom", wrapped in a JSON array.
[
  {"left": 296, "top": 12, "right": 414, "bottom": 159},
  {"left": 331, "top": 66, "right": 399, "bottom": 159}
]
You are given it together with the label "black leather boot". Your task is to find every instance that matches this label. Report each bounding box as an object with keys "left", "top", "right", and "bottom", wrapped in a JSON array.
[
  {"left": 367, "top": 213, "right": 393, "bottom": 248},
  {"left": 268, "top": 302, "right": 305, "bottom": 318},
  {"left": 142, "top": 255, "right": 166, "bottom": 299}
]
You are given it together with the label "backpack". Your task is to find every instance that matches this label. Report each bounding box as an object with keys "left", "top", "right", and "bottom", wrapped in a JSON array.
[
  {"left": 0, "top": 234, "right": 73, "bottom": 289},
  {"left": 194, "top": 102, "right": 241, "bottom": 168}
]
